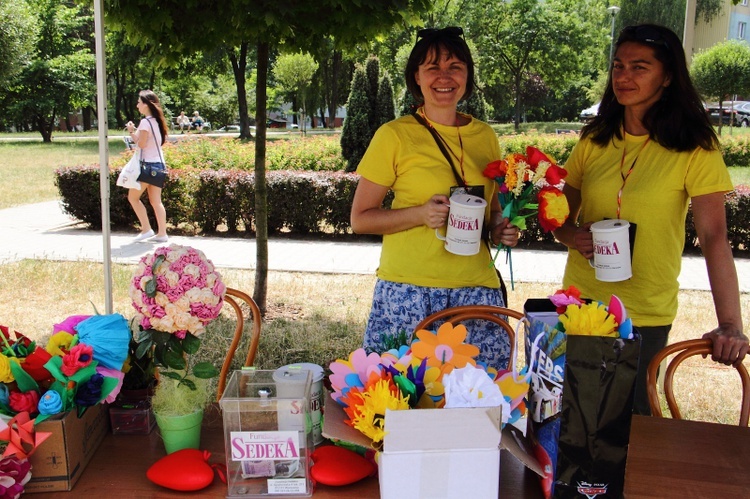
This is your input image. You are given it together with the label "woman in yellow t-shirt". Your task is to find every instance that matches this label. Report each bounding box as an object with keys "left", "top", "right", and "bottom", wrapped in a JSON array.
[
  {"left": 553, "top": 24, "right": 748, "bottom": 414},
  {"left": 351, "top": 27, "right": 520, "bottom": 370}
]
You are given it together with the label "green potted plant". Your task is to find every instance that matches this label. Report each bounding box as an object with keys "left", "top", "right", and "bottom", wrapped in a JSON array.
[{"left": 129, "top": 244, "right": 226, "bottom": 453}]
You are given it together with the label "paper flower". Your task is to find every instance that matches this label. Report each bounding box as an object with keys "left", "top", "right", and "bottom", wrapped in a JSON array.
[
  {"left": 549, "top": 286, "right": 584, "bottom": 314},
  {"left": 410, "top": 322, "right": 479, "bottom": 371},
  {"left": 37, "top": 392, "right": 62, "bottom": 416},
  {"left": 329, "top": 349, "right": 387, "bottom": 403},
  {"left": 340, "top": 376, "right": 411, "bottom": 445},
  {"left": 75, "top": 314, "right": 131, "bottom": 371},
  {"left": 8, "top": 392, "right": 39, "bottom": 415},
  {"left": 60, "top": 344, "right": 94, "bottom": 377},
  {"left": 443, "top": 365, "right": 509, "bottom": 415},
  {"left": 130, "top": 244, "right": 226, "bottom": 337},
  {"left": 0, "top": 455, "right": 31, "bottom": 498},
  {"left": 483, "top": 146, "right": 569, "bottom": 288},
  {"left": 0, "top": 412, "right": 51, "bottom": 459},
  {"left": 45, "top": 332, "right": 74, "bottom": 356},
  {"left": 559, "top": 301, "right": 618, "bottom": 337}
]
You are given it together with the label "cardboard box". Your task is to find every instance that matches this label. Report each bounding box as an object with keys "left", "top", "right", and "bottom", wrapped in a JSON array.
[
  {"left": 26, "top": 404, "right": 109, "bottom": 493},
  {"left": 379, "top": 405, "right": 502, "bottom": 499},
  {"left": 322, "top": 392, "right": 543, "bottom": 498}
]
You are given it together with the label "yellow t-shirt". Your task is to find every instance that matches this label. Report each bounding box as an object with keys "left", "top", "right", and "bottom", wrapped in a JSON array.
[
  {"left": 356, "top": 114, "right": 502, "bottom": 288},
  {"left": 563, "top": 132, "right": 733, "bottom": 325}
]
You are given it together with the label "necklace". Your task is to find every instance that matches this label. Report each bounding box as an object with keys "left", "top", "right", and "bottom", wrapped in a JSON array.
[
  {"left": 417, "top": 107, "right": 466, "bottom": 182},
  {"left": 616, "top": 137, "right": 650, "bottom": 219}
]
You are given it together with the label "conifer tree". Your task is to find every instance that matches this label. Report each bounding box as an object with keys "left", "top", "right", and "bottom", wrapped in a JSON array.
[
  {"left": 340, "top": 67, "right": 371, "bottom": 172},
  {"left": 374, "top": 74, "right": 396, "bottom": 129},
  {"left": 365, "top": 56, "right": 380, "bottom": 134}
]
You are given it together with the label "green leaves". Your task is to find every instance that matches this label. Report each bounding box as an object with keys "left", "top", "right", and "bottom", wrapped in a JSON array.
[
  {"left": 133, "top": 328, "right": 218, "bottom": 391},
  {"left": 145, "top": 255, "right": 167, "bottom": 297}
]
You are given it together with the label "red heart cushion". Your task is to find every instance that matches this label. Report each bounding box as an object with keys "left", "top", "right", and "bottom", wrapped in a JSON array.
[
  {"left": 310, "top": 445, "right": 377, "bottom": 486},
  {"left": 147, "top": 448, "right": 215, "bottom": 491}
]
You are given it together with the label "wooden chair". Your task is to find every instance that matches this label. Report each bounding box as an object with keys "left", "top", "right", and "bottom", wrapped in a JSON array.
[
  {"left": 647, "top": 338, "right": 750, "bottom": 426},
  {"left": 413, "top": 305, "right": 526, "bottom": 370},
  {"left": 216, "top": 287, "right": 262, "bottom": 401}
]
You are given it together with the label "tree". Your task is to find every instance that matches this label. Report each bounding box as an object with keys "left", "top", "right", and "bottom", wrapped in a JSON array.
[
  {"left": 365, "top": 56, "right": 381, "bottom": 134},
  {"left": 272, "top": 52, "right": 319, "bottom": 125},
  {"left": 2, "top": 0, "right": 95, "bottom": 141},
  {"left": 340, "top": 67, "right": 371, "bottom": 172},
  {"left": 0, "top": 0, "right": 36, "bottom": 85},
  {"left": 105, "top": 0, "right": 432, "bottom": 312},
  {"left": 375, "top": 74, "right": 396, "bottom": 129},
  {"left": 470, "top": 0, "right": 590, "bottom": 129},
  {"left": 691, "top": 39, "right": 750, "bottom": 132}
]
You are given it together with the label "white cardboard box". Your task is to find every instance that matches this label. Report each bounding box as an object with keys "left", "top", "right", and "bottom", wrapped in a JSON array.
[{"left": 378, "top": 405, "right": 503, "bottom": 499}]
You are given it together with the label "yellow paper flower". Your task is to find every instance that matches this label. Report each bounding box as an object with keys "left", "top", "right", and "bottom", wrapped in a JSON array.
[
  {"left": 45, "top": 332, "right": 74, "bottom": 356},
  {"left": 560, "top": 302, "right": 618, "bottom": 337},
  {"left": 341, "top": 376, "right": 410, "bottom": 444},
  {"left": 0, "top": 354, "right": 14, "bottom": 383},
  {"left": 411, "top": 322, "right": 480, "bottom": 372}
]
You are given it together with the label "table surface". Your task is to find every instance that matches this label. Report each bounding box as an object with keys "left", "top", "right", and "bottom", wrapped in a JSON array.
[{"left": 43, "top": 411, "right": 750, "bottom": 498}]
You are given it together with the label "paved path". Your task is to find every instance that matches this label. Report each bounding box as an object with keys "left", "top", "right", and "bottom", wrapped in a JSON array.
[{"left": 1, "top": 201, "right": 748, "bottom": 292}]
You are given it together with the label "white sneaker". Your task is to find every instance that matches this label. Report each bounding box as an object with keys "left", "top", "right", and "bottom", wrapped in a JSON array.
[
  {"left": 132, "top": 230, "right": 155, "bottom": 242},
  {"left": 148, "top": 235, "right": 169, "bottom": 243}
]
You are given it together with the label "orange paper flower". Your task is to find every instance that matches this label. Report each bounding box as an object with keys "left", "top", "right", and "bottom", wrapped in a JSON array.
[{"left": 410, "top": 323, "right": 480, "bottom": 372}]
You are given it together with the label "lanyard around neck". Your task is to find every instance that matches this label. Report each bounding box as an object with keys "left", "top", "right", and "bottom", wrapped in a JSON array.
[
  {"left": 413, "top": 107, "right": 466, "bottom": 186},
  {"left": 616, "top": 137, "right": 650, "bottom": 219}
]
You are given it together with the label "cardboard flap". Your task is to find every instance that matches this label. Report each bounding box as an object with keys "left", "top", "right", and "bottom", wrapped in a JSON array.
[
  {"left": 322, "top": 391, "right": 374, "bottom": 449},
  {"left": 500, "top": 425, "right": 544, "bottom": 476},
  {"left": 383, "top": 406, "right": 502, "bottom": 453}
]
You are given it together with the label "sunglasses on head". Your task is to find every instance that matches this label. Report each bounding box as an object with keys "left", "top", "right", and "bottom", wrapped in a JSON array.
[
  {"left": 416, "top": 26, "right": 464, "bottom": 44},
  {"left": 620, "top": 26, "right": 670, "bottom": 51}
]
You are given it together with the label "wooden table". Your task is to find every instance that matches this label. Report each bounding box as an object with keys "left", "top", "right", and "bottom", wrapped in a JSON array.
[
  {"left": 41, "top": 411, "right": 750, "bottom": 498},
  {"left": 624, "top": 415, "right": 750, "bottom": 498}
]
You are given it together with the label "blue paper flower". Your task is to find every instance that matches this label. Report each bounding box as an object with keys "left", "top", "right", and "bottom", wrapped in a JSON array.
[
  {"left": 38, "top": 391, "right": 63, "bottom": 415},
  {"left": 76, "top": 314, "right": 131, "bottom": 371}
]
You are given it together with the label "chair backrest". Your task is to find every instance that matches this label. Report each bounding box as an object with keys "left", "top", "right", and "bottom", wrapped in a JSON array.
[
  {"left": 216, "top": 287, "right": 262, "bottom": 401},
  {"left": 412, "top": 305, "right": 525, "bottom": 370},
  {"left": 647, "top": 338, "right": 750, "bottom": 426}
]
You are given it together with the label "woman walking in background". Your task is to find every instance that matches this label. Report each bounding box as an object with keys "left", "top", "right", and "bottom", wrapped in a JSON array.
[{"left": 126, "top": 90, "right": 169, "bottom": 243}]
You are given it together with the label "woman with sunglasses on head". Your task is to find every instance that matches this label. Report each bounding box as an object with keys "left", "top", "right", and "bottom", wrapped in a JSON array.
[
  {"left": 350, "top": 27, "right": 520, "bottom": 370},
  {"left": 553, "top": 24, "right": 748, "bottom": 414},
  {"left": 125, "top": 90, "right": 169, "bottom": 243}
]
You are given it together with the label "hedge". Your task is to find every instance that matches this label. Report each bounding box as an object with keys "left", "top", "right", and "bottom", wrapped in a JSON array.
[{"left": 56, "top": 134, "right": 750, "bottom": 254}]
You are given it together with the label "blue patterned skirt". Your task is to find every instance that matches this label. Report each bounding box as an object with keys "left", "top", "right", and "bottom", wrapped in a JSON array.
[{"left": 363, "top": 279, "right": 510, "bottom": 370}]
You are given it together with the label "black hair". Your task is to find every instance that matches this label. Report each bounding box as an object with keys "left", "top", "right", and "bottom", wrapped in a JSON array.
[
  {"left": 583, "top": 24, "right": 718, "bottom": 152},
  {"left": 404, "top": 27, "right": 475, "bottom": 104}
]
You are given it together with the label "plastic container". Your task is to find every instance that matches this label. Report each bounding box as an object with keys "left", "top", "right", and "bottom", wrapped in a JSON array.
[{"left": 220, "top": 369, "right": 313, "bottom": 498}]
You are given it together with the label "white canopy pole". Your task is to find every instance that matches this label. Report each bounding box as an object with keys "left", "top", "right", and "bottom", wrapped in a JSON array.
[{"left": 93, "top": 0, "right": 113, "bottom": 313}]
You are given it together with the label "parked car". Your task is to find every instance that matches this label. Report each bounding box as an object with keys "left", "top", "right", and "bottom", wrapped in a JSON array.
[
  {"left": 216, "top": 125, "right": 240, "bottom": 132},
  {"left": 579, "top": 102, "right": 600, "bottom": 121},
  {"left": 705, "top": 101, "right": 750, "bottom": 127}
]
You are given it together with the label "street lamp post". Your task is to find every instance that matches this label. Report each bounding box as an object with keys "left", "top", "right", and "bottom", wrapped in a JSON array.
[{"left": 608, "top": 5, "right": 621, "bottom": 66}]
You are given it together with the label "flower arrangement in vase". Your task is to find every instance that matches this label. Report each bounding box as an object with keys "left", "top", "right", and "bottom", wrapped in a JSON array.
[{"left": 129, "top": 244, "right": 226, "bottom": 452}]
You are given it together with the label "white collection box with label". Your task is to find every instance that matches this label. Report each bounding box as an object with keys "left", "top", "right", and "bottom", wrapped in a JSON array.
[{"left": 220, "top": 369, "right": 313, "bottom": 498}]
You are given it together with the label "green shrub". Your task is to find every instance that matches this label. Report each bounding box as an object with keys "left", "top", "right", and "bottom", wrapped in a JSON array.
[
  {"left": 55, "top": 134, "right": 750, "bottom": 254},
  {"left": 720, "top": 135, "right": 750, "bottom": 167}
]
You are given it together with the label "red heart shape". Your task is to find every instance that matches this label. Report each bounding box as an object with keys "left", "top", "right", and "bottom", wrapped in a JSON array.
[
  {"left": 147, "top": 448, "right": 215, "bottom": 491},
  {"left": 310, "top": 445, "right": 376, "bottom": 486}
]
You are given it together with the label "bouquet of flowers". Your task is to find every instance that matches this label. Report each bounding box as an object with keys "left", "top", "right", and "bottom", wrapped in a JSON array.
[
  {"left": 328, "top": 323, "right": 529, "bottom": 447},
  {"left": 129, "top": 244, "right": 226, "bottom": 391},
  {"left": 0, "top": 315, "right": 132, "bottom": 495},
  {"left": 548, "top": 286, "right": 633, "bottom": 339},
  {"left": 483, "top": 146, "right": 570, "bottom": 287}
]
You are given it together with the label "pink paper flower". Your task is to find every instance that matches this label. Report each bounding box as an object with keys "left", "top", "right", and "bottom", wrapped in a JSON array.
[{"left": 0, "top": 456, "right": 31, "bottom": 498}]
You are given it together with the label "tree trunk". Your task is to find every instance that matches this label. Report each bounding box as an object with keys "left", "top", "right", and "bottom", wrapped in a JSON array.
[
  {"left": 253, "top": 41, "right": 269, "bottom": 314},
  {"left": 229, "top": 43, "right": 254, "bottom": 140},
  {"left": 37, "top": 114, "right": 52, "bottom": 143},
  {"left": 82, "top": 106, "right": 92, "bottom": 131},
  {"left": 327, "top": 50, "right": 342, "bottom": 129}
]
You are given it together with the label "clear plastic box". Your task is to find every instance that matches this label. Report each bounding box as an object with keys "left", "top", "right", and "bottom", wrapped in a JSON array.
[{"left": 220, "top": 369, "right": 313, "bottom": 498}]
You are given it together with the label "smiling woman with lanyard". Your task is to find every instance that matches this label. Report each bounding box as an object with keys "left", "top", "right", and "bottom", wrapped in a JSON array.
[
  {"left": 553, "top": 24, "right": 748, "bottom": 414},
  {"left": 350, "top": 27, "right": 520, "bottom": 370}
]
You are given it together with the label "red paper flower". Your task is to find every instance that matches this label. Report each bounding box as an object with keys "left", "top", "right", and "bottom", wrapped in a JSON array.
[
  {"left": 483, "top": 159, "right": 508, "bottom": 179},
  {"left": 20, "top": 348, "right": 53, "bottom": 382},
  {"left": 538, "top": 187, "right": 570, "bottom": 232},
  {"left": 61, "top": 343, "right": 94, "bottom": 377},
  {"left": 8, "top": 390, "right": 39, "bottom": 415}
]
